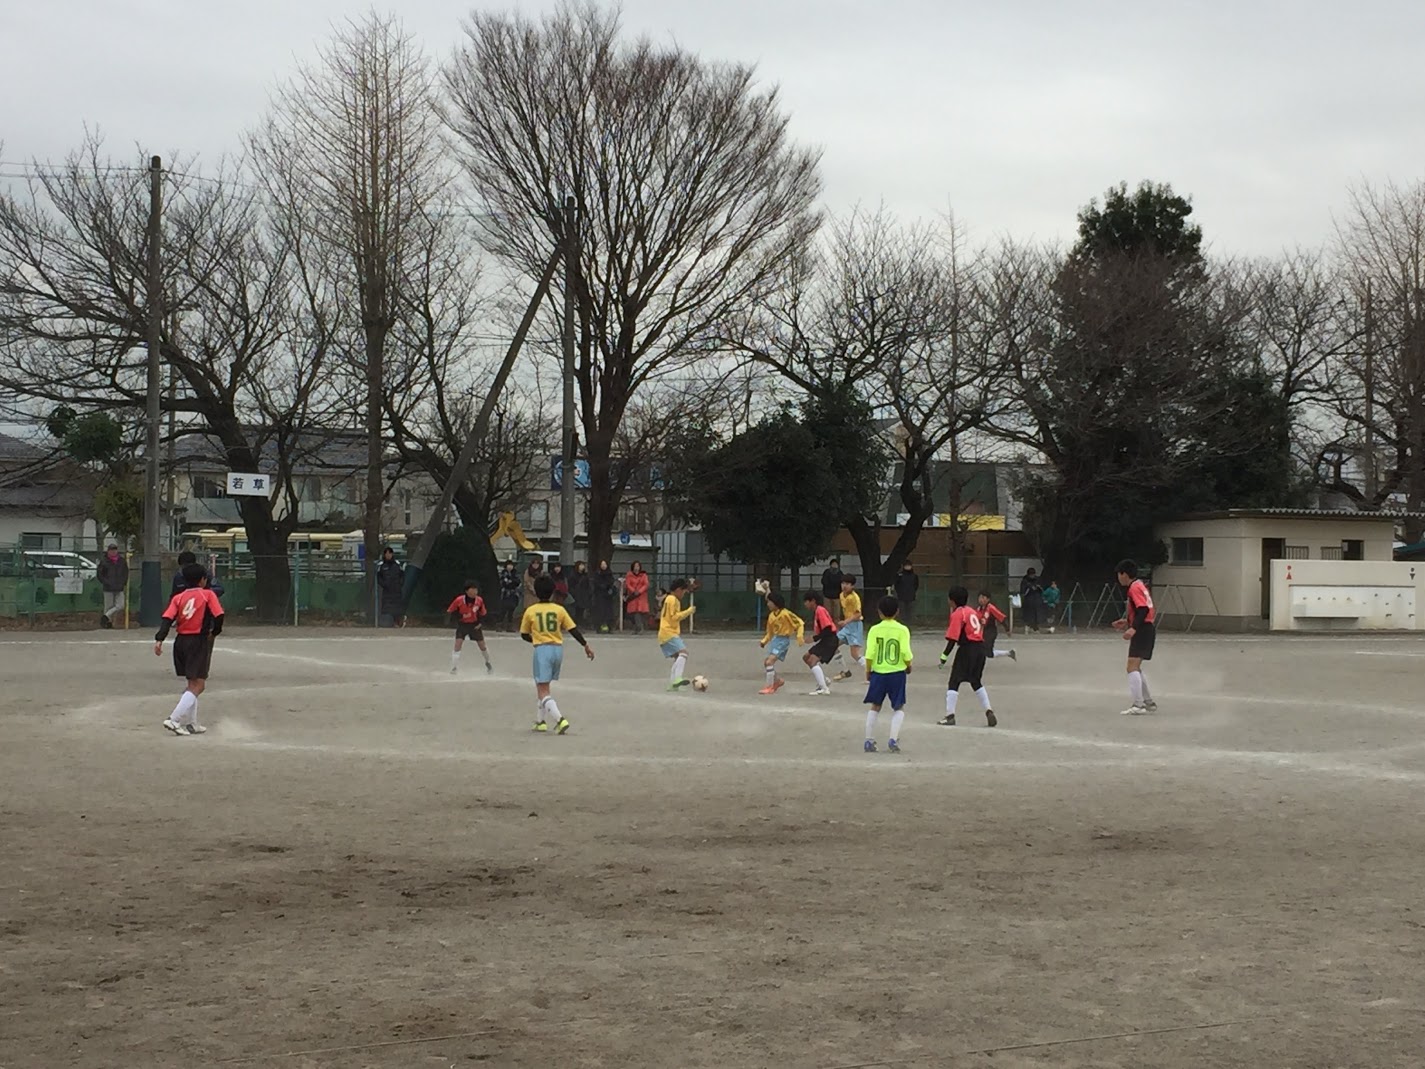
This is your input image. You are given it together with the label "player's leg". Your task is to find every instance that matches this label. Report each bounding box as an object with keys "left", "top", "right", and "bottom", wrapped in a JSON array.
[
  {"left": 888, "top": 704, "right": 905, "bottom": 751},
  {"left": 665, "top": 639, "right": 690, "bottom": 689},
  {"left": 476, "top": 630, "right": 492, "bottom": 671},
  {"left": 971, "top": 655, "right": 996, "bottom": 727},
  {"left": 534, "top": 680, "right": 553, "bottom": 731},
  {"left": 1122, "top": 655, "right": 1146, "bottom": 714},
  {"left": 864, "top": 702, "right": 881, "bottom": 752},
  {"left": 760, "top": 653, "right": 778, "bottom": 694},
  {"left": 451, "top": 631, "right": 465, "bottom": 673},
  {"left": 182, "top": 678, "right": 209, "bottom": 734}
]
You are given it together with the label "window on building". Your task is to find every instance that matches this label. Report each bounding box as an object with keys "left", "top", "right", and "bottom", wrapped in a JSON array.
[
  {"left": 516, "top": 501, "right": 549, "bottom": 532},
  {"left": 1170, "top": 537, "right": 1204, "bottom": 565},
  {"left": 1319, "top": 546, "right": 1344, "bottom": 561},
  {"left": 20, "top": 532, "right": 61, "bottom": 551},
  {"left": 191, "top": 476, "right": 225, "bottom": 499},
  {"left": 1343, "top": 539, "right": 1364, "bottom": 561},
  {"left": 1285, "top": 545, "right": 1310, "bottom": 559}
]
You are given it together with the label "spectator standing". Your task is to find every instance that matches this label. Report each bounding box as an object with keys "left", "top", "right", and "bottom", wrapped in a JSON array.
[
  {"left": 624, "top": 561, "right": 650, "bottom": 633},
  {"left": 594, "top": 560, "right": 619, "bottom": 633},
  {"left": 820, "top": 557, "right": 845, "bottom": 602},
  {"left": 376, "top": 546, "right": 406, "bottom": 627},
  {"left": 569, "top": 560, "right": 593, "bottom": 626},
  {"left": 498, "top": 558, "right": 522, "bottom": 631},
  {"left": 1019, "top": 567, "right": 1045, "bottom": 633},
  {"left": 550, "top": 561, "right": 570, "bottom": 605},
  {"left": 892, "top": 561, "right": 920, "bottom": 622},
  {"left": 96, "top": 543, "right": 128, "bottom": 630},
  {"left": 522, "top": 559, "right": 544, "bottom": 613}
]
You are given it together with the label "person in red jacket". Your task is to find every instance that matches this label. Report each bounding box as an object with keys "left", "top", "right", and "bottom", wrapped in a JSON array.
[
  {"left": 623, "top": 561, "right": 651, "bottom": 633},
  {"left": 976, "top": 591, "right": 1017, "bottom": 661},
  {"left": 153, "top": 562, "right": 224, "bottom": 736},
  {"left": 447, "top": 581, "right": 492, "bottom": 674}
]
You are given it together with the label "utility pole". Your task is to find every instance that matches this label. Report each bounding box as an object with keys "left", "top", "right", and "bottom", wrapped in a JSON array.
[
  {"left": 139, "top": 156, "right": 164, "bottom": 627},
  {"left": 559, "top": 195, "right": 579, "bottom": 565},
  {"left": 1363, "top": 279, "right": 1377, "bottom": 503}
]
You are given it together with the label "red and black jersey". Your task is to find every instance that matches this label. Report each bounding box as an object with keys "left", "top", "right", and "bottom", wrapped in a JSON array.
[
  {"left": 979, "top": 602, "right": 1006, "bottom": 626},
  {"left": 1126, "top": 579, "right": 1155, "bottom": 625},
  {"left": 945, "top": 605, "right": 984, "bottom": 645},
  {"left": 812, "top": 604, "right": 837, "bottom": 638},
  {"left": 162, "top": 587, "right": 224, "bottom": 637},
  {"left": 447, "top": 594, "right": 487, "bottom": 625}
]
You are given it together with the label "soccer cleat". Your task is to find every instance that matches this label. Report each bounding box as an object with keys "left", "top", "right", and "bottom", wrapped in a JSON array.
[
  {"left": 808, "top": 686, "right": 832, "bottom": 696},
  {"left": 450, "top": 666, "right": 458, "bottom": 675},
  {"left": 1120, "top": 704, "right": 1147, "bottom": 716},
  {"left": 1008, "top": 649, "right": 1017, "bottom": 661},
  {"left": 985, "top": 709, "right": 997, "bottom": 728},
  {"left": 758, "top": 685, "right": 776, "bottom": 695},
  {"left": 669, "top": 678, "right": 691, "bottom": 691},
  {"left": 162, "top": 719, "right": 184, "bottom": 735},
  {"left": 1144, "top": 699, "right": 1158, "bottom": 713},
  {"left": 833, "top": 670, "right": 854, "bottom": 682},
  {"left": 863, "top": 739, "right": 877, "bottom": 753},
  {"left": 936, "top": 713, "right": 956, "bottom": 727},
  {"left": 485, "top": 661, "right": 493, "bottom": 674},
  {"left": 888, "top": 738, "right": 901, "bottom": 753},
  {"left": 555, "top": 717, "right": 571, "bottom": 735},
  {"left": 533, "top": 720, "right": 549, "bottom": 732},
  {"left": 183, "top": 723, "right": 207, "bottom": 735}
]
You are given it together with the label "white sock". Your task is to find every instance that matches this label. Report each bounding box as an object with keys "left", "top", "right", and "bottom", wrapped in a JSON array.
[
  {"left": 975, "top": 686, "right": 992, "bottom": 711},
  {"left": 945, "top": 689, "right": 960, "bottom": 715},
  {"left": 545, "top": 696, "right": 562, "bottom": 721},
  {"left": 811, "top": 664, "right": 827, "bottom": 688},
  {"left": 890, "top": 709, "right": 905, "bottom": 740},
  {"left": 864, "top": 708, "right": 878, "bottom": 740},
  {"left": 1128, "top": 670, "right": 1144, "bottom": 705},
  {"left": 170, "top": 691, "right": 197, "bottom": 725},
  {"left": 856, "top": 655, "right": 866, "bottom": 669},
  {"left": 482, "top": 648, "right": 492, "bottom": 667},
  {"left": 451, "top": 650, "right": 461, "bottom": 669},
  {"left": 672, "top": 653, "right": 687, "bottom": 681},
  {"left": 1140, "top": 673, "right": 1153, "bottom": 701},
  {"left": 765, "top": 665, "right": 777, "bottom": 686},
  {"left": 993, "top": 649, "right": 1010, "bottom": 658}
]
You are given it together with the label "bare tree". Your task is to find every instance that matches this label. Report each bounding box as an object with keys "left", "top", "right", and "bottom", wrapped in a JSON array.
[
  {"left": 0, "top": 139, "right": 341, "bottom": 619},
  {"left": 1329, "top": 180, "right": 1425, "bottom": 535},
  {"left": 249, "top": 11, "right": 448, "bottom": 616},
  {"left": 444, "top": 2, "right": 821, "bottom": 564}
]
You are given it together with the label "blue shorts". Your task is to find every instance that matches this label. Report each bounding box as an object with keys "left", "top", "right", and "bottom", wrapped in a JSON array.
[
  {"left": 839, "top": 621, "right": 865, "bottom": 648},
  {"left": 660, "top": 637, "right": 686, "bottom": 658},
  {"left": 532, "top": 644, "right": 563, "bottom": 684},
  {"left": 766, "top": 635, "right": 792, "bottom": 661},
  {"left": 863, "top": 670, "right": 907, "bottom": 709}
]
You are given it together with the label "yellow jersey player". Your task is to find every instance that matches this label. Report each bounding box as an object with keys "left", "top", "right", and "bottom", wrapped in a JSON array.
[
  {"left": 833, "top": 573, "right": 866, "bottom": 680},
  {"left": 863, "top": 596, "right": 913, "bottom": 753},
  {"left": 758, "top": 591, "right": 805, "bottom": 694},
  {"left": 519, "top": 574, "right": 594, "bottom": 734},
  {"left": 659, "top": 577, "right": 696, "bottom": 691}
]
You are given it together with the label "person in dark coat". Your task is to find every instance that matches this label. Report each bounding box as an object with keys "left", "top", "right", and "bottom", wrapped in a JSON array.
[
  {"left": 376, "top": 546, "right": 406, "bottom": 627},
  {"left": 593, "top": 560, "right": 619, "bottom": 633},
  {"left": 892, "top": 561, "right": 920, "bottom": 622},
  {"left": 569, "top": 560, "right": 593, "bottom": 626},
  {"left": 171, "top": 550, "right": 225, "bottom": 599},
  {"left": 820, "top": 557, "right": 844, "bottom": 602},
  {"left": 498, "top": 558, "right": 522, "bottom": 631},
  {"left": 550, "top": 562, "right": 570, "bottom": 605},
  {"left": 1019, "top": 567, "right": 1045, "bottom": 633},
  {"left": 97, "top": 543, "right": 129, "bottom": 629}
]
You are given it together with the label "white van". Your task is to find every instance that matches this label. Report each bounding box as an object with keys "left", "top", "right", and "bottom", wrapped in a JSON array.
[{"left": 22, "top": 550, "right": 98, "bottom": 580}]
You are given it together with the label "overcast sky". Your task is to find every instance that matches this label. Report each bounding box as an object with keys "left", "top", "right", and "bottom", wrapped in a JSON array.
[{"left": 3, "top": 1, "right": 1424, "bottom": 255}]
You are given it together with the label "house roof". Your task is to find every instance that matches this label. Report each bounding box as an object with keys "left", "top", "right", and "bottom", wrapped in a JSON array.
[{"left": 1172, "top": 508, "right": 1421, "bottom": 523}]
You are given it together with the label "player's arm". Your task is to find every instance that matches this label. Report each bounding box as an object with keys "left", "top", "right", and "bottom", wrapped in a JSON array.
[
  {"left": 794, "top": 616, "right": 805, "bottom": 645},
  {"left": 518, "top": 607, "right": 534, "bottom": 644},
  {"left": 154, "top": 598, "right": 178, "bottom": 652},
  {"left": 760, "top": 616, "right": 773, "bottom": 647},
  {"left": 563, "top": 608, "right": 595, "bottom": 659},
  {"left": 208, "top": 591, "right": 225, "bottom": 638}
]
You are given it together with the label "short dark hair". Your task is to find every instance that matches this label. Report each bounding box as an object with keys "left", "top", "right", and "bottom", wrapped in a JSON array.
[
  {"left": 803, "top": 591, "right": 822, "bottom": 606},
  {"left": 829, "top": 556, "right": 840, "bottom": 565},
  {"left": 840, "top": 574, "right": 857, "bottom": 586},
  {"left": 464, "top": 579, "right": 479, "bottom": 592},
  {"left": 177, "top": 550, "right": 197, "bottom": 566},
  {"left": 180, "top": 562, "right": 206, "bottom": 586},
  {"left": 1116, "top": 559, "right": 1139, "bottom": 579},
  {"left": 878, "top": 595, "right": 899, "bottom": 618},
  {"left": 948, "top": 585, "right": 969, "bottom": 607},
  {"left": 534, "top": 574, "right": 555, "bottom": 600},
  {"left": 670, "top": 577, "right": 689, "bottom": 592},
  {"left": 768, "top": 591, "right": 786, "bottom": 610},
  {"left": 977, "top": 590, "right": 992, "bottom": 600}
]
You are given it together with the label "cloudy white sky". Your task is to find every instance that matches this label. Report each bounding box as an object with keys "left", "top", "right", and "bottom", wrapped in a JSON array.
[{"left": 3, "top": 1, "right": 1424, "bottom": 254}]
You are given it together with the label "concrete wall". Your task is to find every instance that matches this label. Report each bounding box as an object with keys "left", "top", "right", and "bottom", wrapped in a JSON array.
[
  {"left": 0, "top": 515, "right": 97, "bottom": 549},
  {"left": 1269, "top": 559, "right": 1423, "bottom": 631}
]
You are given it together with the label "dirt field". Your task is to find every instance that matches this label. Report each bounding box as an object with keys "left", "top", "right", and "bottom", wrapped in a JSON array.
[{"left": 3, "top": 624, "right": 1424, "bottom": 1068}]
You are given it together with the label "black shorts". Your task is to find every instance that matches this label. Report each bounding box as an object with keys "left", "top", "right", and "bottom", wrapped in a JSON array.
[
  {"left": 983, "top": 627, "right": 997, "bottom": 656},
  {"left": 173, "top": 634, "right": 213, "bottom": 680},
  {"left": 455, "top": 623, "right": 485, "bottom": 642},
  {"left": 1128, "top": 622, "right": 1156, "bottom": 661},
  {"left": 947, "top": 644, "right": 986, "bottom": 691},
  {"left": 808, "top": 633, "right": 839, "bottom": 663}
]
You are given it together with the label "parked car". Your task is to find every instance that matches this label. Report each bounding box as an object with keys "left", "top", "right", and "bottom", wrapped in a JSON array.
[{"left": 21, "top": 550, "right": 98, "bottom": 580}]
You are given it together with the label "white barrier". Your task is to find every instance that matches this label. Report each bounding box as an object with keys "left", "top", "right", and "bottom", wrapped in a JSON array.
[{"left": 1269, "top": 559, "right": 1422, "bottom": 631}]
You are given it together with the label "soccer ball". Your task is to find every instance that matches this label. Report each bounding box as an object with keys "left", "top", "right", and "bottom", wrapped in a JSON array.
[
  {"left": 753, "top": 579, "right": 771, "bottom": 596},
  {"left": 691, "top": 675, "right": 710, "bottom": 692}
]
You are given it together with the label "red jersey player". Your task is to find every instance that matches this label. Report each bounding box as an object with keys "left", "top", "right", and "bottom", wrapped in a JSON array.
[
  {"left": 802, "top": 591, "right": 839, "bottom": 695},
  {"left": 447, "top": 581, "right": 493, "bottom": 674},
  {"left": 153, "top": 562, "right": 225, "bottom": 736},
  {"left": 1112, "top": 559, "right": 1157, "bottom": 714},
  {"left": 976, "top": 591, "right": 1017, "bottom": 661},
  {"left": 936, "top": 586, "right": 997, "bottom": 727}
]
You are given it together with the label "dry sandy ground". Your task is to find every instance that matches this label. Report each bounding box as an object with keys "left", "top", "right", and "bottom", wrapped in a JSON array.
[{"left": 2, "top": 625, "right": 1424, "bottom": 1068}]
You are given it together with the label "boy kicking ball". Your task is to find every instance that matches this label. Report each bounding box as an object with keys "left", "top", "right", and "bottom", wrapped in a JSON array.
[
  {"left": 153, "top": 562, "right": 224, "bottom": 736},
  {"left": 1112, "top": 559, "right": 1158, "bottom": 715},
  {"left": 447, "top": 580, "right": 493, "bottom": 674},
  {"left": 659, "top": 578, "right": 697, "bottom": 691},
  {"left": 758, "top": 591, "right": 804, "bottom": 694},
  {"left": 520, "top": 574, "right": 594, "bottom": 734},
  {"left": 863, "top": 596, "right": 912, "bottom": 753}
]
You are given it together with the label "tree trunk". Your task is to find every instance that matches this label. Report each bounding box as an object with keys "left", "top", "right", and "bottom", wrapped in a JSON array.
[
  {"left": 237, "top": 497, "right": 294, "bottom": 624},
  {"left": 364, "top": 322, "right": 386, "bottom": 622},
  {"left": 844, "top": 515, "right": 885, "bottom": 591},
  {"left": 584, "top": 440, "right": 616, "bottom": 568}
]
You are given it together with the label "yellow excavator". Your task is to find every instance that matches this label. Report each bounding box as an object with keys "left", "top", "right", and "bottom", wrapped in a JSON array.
[{"left": 488, "top": 511, "right": 537, "bottom": 551}]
